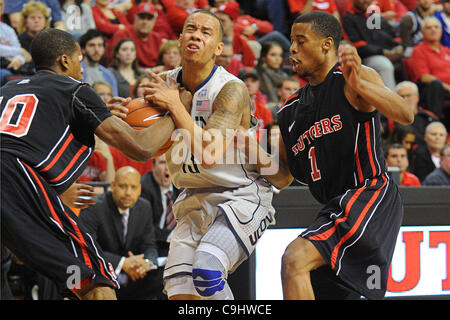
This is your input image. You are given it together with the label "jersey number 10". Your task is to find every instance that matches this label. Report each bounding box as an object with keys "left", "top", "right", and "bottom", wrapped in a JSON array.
[{"left": 0, "top": 94, "right": 38, "bottom": 138}]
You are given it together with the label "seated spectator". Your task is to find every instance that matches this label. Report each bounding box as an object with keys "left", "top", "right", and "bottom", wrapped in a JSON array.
[
  {"left": 394, "top": 81, "right": 440, "bottom": 147},
  {"left": 79, "top": 29, "right": 119, "bottom": 96},
  {"left": 92, "top": 80, "right": 114, "bottom": 103},
  {"left": 215, "top": 1, "right": 258, "bottom": 66},
  {"left": 4, "top": 0, "right": 65, "bottom": 32},
  {"left": 288, "top": 0, "right": 341, "bottom": 22},
  {"left": 151, "top": 40, "right": 182, "bottom": 74},
  {"left": 385, "top": 143, "right": 421, "bottom": 186},
  {"left": 60, "top": 0, "right": 96, "bottom": 41},
  {"left": 0, "top": 0, "right": 32, "bottom": 85},
  {"left": 91, "top": 0, "right": 131, "bottom": 51},
  {"left": 132, "top": 74, "right": 152, "bottom": 98},
  {"left": 215, "top": 37, "right": 244, "bottom": 76},
  {"left": 435, "top": 0, "right": 450, "bottom": 47},
  {"left": 399, "top": 0, "right": 436, "bottom": 56},
  {"left": 411, "top": 121, "right": 448, "bottom": 181},
  {"left": 159, "top": 0, "right": 209, "bottom": 35},
  {"left": 408, "top": 16, "right": 450, "bottom": 122},
  {"left": 18, "top": 1, "right": 50, "bottom": 52},
  {"left": 78, "top": 166, "right": 162, "bottom": 300},
  {"left": 268, "top": 76, "right": 301, "bottom": 121},
  {"left": 256, "top": 41, "right": 289, "bottom": 105},
  {"left": 232, "top": 2, "right": 291, "bottom": 58},
  {"left": 369, "top": 0, "right": 399, "bottom": 25},
  {"left": 140, "top": 154, "right": 181, "bottom": 300},
  {"left": 422, "top": 141, "right": 450, "bottom": 184},
  {"left": 111, "top": 3, "right": 164, "bottom": 68},
  {"left": 238, "top": 67, "right": 273, "bottom": 138},
  {"left": 342, "top": 0, "right": 404, "bottom": 91},
  {"left": 384, "top": 124, "right": 417, "bottom": 165},
  {"left": 108, "top": 38, "right": 145, "bottom": 98},
  {"left": 126, "top": 0, "right": 177, "bottom": 40}
]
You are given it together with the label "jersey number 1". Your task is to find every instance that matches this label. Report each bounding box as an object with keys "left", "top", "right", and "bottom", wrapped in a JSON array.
[
  {"left": 0, "top": 94, "right": 38, "bottom": 138},
  {"left": 308, "top": 147, "right": 321, "bottom": 181}
]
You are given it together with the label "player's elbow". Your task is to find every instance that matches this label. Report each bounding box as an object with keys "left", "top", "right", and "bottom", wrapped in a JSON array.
[{"left": 398, "top": 101, "right": 415, "bottom": 125}]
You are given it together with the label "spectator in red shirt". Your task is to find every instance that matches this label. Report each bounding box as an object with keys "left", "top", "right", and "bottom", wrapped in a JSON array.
[
  {"left": 159, "top": 0, "right": 209, "bottom": 35},
  {"left": 111, "top": 3, "right": 164, "bottom": 68},
  {"left": 126, "top": 0, "right": 177, "bottom": 40},
  {"left": 385, "top": 143, "right": 421, "bottom": 186},
  {"left": 409, "top": 16, "right": 450, "bottom": 122},
  {"left": 215, "top": 37, "right": 244, "bottom": 76},
  {"left": 91, "top": 0, "right": 131, "bottom": 50},
  {"left": 288, "top": 0, "right": 341, "bottom": 21}
]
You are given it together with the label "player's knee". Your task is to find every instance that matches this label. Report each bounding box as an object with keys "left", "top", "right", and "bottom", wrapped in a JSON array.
[
  {"left": 281, "top": 240, "right": 310, "bottom": 279},
  {"left": 192, "top": 268, "right": 226, "bottom": 297},
  {"left": 192, "top": 251, "right": 227, "bottom": 298}
]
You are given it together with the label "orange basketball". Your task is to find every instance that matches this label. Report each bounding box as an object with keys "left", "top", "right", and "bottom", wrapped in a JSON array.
[{"left": 124, "top": 97, "right": 173, "bottom": 158}]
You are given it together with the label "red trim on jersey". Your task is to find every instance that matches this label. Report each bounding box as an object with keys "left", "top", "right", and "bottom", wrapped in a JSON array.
[
  {"left": 355, "top": 145, "right": 364, "bottom": 184},
  {"left": 365, "top": 121, "right": 377, "bottom": 177},
  {"left": 22, "top": 161, "right": 93, "bottom": 269},
  {"left": 307, "top": 179, "right": 374, "bottom": 242},
  {"left": 330, "top": 174, "right": 387, "bottom": 269},
  {"left": 40, "top": 134, "right": 74, "bottom": 172},
  {"left": 63, "top": 211, "right": 93, "bottom": 269},
  {"left": 22, "top": 161, "right": 64, "bottom": 229},
  {"left": 278, "top": 93, "right": 299, "bottom": 113},
  {"left": 49, "top": 145, "right": 88, "bottom": 183}
]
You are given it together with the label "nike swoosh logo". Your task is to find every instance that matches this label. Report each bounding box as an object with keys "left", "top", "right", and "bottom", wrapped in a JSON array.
[
  {"left": 143, "top": 113, "right": 166, "bottom": 122},
  {"left": 288, "top": 121, "right": 295, "bottom": 132}
]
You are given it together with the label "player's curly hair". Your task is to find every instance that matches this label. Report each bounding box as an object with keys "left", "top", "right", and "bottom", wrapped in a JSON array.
[
  {"left": 30, "top": 28, "right": 78, "bottom": 71},
  {"left": 294, "top": 11, "right": 342, "bottom": 51}
]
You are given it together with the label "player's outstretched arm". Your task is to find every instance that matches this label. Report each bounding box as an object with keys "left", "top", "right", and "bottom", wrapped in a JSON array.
[
  {"left": 95, "top": 114, "right": 175, "bottom": 162},
  {"left": 340, "top": 44, "right": 414, "bottom": 125},
  {"left": 235, "top": 128, "right": 294, "bottom": 190}
]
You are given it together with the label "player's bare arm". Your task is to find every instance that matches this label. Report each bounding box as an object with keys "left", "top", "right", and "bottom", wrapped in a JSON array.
[
  {"left": 236, "top": 128, "right": 294, "bottom": 190},
  {"left": 340, "top": 44, "right": 414, "bottom": 124},
  {"left": 143, "top": 69, "right": 248, "bottom": 169},
  {"left": 94, "top": 112, "right": 175, "bottom": 162}
]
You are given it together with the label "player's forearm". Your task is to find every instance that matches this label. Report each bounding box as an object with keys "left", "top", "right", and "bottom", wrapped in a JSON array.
[
  {"left": 354, "top": 78, "right": 414, "bottom": 125},
  {"left": 96, "top": 115, "right": 175, "bottom": 161},
  {"left": 247, "top": 136, "right": 294, "bottom": 189}
]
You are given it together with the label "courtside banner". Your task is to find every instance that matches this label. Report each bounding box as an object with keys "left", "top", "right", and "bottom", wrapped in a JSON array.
[{"left": 256, "top": 226, "right": 450, "bottom": 299}]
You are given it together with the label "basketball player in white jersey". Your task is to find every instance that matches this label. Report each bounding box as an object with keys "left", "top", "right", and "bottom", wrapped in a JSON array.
[{"left": 141, "top": 10, "right": 275, "bottom": 300}]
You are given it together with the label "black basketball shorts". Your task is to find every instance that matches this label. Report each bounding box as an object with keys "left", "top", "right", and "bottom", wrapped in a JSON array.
[
  {"left": 1, "top": 155, "right": 119, "bottom": 296},
  {"left": 301, "top": 173, "right": 403, "bottom": 300}
]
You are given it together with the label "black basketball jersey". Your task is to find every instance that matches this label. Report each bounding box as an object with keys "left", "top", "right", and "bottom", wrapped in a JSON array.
[
  {"left": 0, "top": 72, "right": 112, "bottom": 193},
  {"left": 278, "top": 63, "right": 387, "bottom": 204}
]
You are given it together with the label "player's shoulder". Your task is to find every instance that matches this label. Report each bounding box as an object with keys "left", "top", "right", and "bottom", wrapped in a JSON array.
[{"left": 277, "top": 88, "right": 303, "bottom": 114}]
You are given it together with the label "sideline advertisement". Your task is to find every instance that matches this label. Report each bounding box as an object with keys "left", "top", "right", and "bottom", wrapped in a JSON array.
[{"left": 255, "top": 226, "right": 450, "bottom": 299}]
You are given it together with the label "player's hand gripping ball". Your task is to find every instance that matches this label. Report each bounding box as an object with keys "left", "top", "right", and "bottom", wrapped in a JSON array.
[{"left": 123, "top": 97, "right": 173, "bottom": 158}]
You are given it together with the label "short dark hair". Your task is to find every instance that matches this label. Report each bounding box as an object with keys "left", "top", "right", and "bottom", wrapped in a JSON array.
[
  {"left": 30, "top": 28, "right": 78, "bottom": 71},
  {"left": 186, "top": 9, "right": 224, "bottom": 41},
  {"left": 79, "top": 29, "right": 105, "bottom": 49},
  {"left": 385, "top": 143, "right": 407, "bottom": 157},
  {"left": 294, "top": 11, "right": 342, "bottom": 51}
]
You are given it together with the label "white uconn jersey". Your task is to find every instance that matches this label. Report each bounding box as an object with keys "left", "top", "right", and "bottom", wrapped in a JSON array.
[{"left": 164, "top": 65, "right": 260, "bottom": 189}]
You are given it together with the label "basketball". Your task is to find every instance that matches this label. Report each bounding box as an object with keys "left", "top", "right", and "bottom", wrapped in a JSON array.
[{"left": 124, "top": 97, "right": 173, "bottom": 158}]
